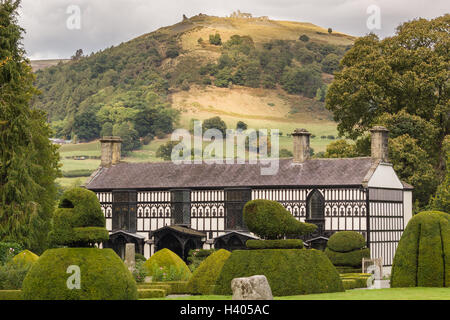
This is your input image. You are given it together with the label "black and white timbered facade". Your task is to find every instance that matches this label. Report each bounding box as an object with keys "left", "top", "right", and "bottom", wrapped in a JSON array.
[{"left": 86, "top": 127, "right": 413, "bottom": 268}]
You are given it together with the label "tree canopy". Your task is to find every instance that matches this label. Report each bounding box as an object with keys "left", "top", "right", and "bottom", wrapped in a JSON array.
[
  {"left": 325, "top": 14, "right": 449, "bottom": 209},
  {"left": 0, "top": 0, "right": 60, "bottom": 253}
]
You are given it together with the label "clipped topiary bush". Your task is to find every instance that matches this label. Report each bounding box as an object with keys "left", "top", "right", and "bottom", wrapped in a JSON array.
[
  {"left": 214, "top": 249, "right": 344, "bottom": 296},
  {"left": 246, "top": 239, "right": 303, "bottom": 249},
  {"left": 391, "top": 211, "right": 450, "bottom": 288},
  {"left": 243, "top": 199, "right": 316, "bottom": 239},
  {"left": 49, "top": 188, "right": 109, "bottom": 247},
  {"left": 22, "top": 187, "right": 137, "bottom": 300},
  {"left": 188, "top": 249, "right": 231, "bottom": 295},
  {"left": 143, "top": 248, "right": 191, "bottom": 281},
  {"left": 325, "top": 231, "right": 370, "bottom": 269},
  {"left": 22, "top": 248, "right": 138, "bottom": 300},
  {"left": 327, "top": 231, "right": 367, "bottom": 252}
]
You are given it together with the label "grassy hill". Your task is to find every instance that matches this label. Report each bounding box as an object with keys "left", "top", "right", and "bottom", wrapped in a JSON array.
[{"left": 31, "top": 14, "right": 356, "bottom": 186}]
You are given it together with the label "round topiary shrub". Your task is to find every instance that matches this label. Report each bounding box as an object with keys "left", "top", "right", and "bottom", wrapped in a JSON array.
[
  {"left": 188, "top": 249, "right": 231, "bottom": 295},
  {"left": 243, "top": 199, "right": 316, "bottom": 239},
  {"left": 22, "top": 248, "right": 138, "bottom": 300},
  {"left": 327, "top": 231, "right": 366, "bottom": 252},
  {"left": 143, "top": 248, "right": 191, "bottom": 281},
  {"left": 325, "top": 231, "right": 370, "bottom": 270},
  {"left": 214, "top": 249, "right": 344, "bottom": 296},
  {"left": 391, "top": 211, "right": 449, "bottom": 288},
  {"left": 11, "top": 250, "right": 39, "bottom": 267}
]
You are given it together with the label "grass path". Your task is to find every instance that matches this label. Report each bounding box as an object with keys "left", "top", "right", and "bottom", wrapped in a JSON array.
[{"left": 148, "top": 288, "right": 450, "bottom": 300}]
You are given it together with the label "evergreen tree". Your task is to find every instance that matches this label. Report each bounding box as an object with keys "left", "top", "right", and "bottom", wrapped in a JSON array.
[{"left": 0, "top": 0, "right": 60, "bottom": 253}]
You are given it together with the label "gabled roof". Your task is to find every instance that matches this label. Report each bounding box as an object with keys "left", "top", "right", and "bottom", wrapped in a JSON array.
[{"left": 85, "top": 157, "right": 381, "bottom": 190}]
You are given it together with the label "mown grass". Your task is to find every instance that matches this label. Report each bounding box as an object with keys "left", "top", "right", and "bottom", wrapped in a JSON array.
[{"left": 145, "top": 288, "right": 450, "bottom": 300}]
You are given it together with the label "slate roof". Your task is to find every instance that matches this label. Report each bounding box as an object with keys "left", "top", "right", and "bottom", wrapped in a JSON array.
[{"left": 85, "top": 157, "right": 382, "bottom": 190}]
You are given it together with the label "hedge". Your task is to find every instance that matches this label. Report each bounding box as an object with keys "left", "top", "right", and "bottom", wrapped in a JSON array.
[
  {"left": 137, "top": 283, "right": 171, "bottom": 293},
  {"left": 327, "top": 231, "right": 366, "bottom": 252},
  {"left": 342, "top": 279, "right": 357, "bottom": 290},
  {"left": 188, "top": 249, "right": 231, "bottom": 295},
  {"left": 243, "top": 199, "right": 317, "bottom": 239},
  {"left": 138, "top": 289, "right": 166, "bottom": 299},
  {"left": 336, "top": 266, "right": 362, "bottom": 274},
  {"left": 246, "top": 239, "right": 303, "bottom": 249},
  {"left": 340, "top": 273, "right": 371, "bottom": 288},
  {"left": 22, "top": 248, "right": 138, "bottom": 300},
  {"left": 214, "top": 249, "right": 344, "bottom": 296},
  {"left": 143, "top": 248, "right": 191, "bottom": 280},
  {"left": 150, "top": 281, "right": 190, "bottom": 294},
  {"left": 325, "top": 248, "right": 370, "bottom": 267},
  {"left": 0, "top": 290, "right": 22, "bottom": 300},
  {"left": 391, "top": 211, "right": 450, "bottom": 288}
]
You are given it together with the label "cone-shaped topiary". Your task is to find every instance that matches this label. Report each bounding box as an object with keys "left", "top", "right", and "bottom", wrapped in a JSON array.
[
  {"left": 188, "top": 249, "right": 231, "bottom": 295},
  {"left": 49, "top": 188, "right": 109, "bottom": 247},
  {"left": 214, "top": 249, "right": 344, "bottom": 296},
  {"left": 391, "top": 211, "right": 450, "bottom": 287},
  {"left": 143, "top": 248, "right": 191, "bottom": 280},
  {"left": 22, "top": 248, "right": 138, "bottom": 300},
  {"left": 243, "top": 199, "right": 316, "bottom": 239},
  {"left": 325, "top": 231, "right": 370, "bottom": 270},
  {"left": 11, "top": 250, "right": 39, "bottom": 267}
]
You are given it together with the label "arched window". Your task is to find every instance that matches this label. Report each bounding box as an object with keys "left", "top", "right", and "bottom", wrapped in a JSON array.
[{"left": 307, "top": 189, "right": 325, "bottom": 220}]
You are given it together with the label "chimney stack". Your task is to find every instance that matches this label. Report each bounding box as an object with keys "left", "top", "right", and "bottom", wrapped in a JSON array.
[
  {"left": 100, "top": 136, "right": 122, "bottom": 167},
  {"left": 370, "top": 126, "right": 389, "bottom": 162},
  {"left": 292, "top": 128, "right": 311, "bottom": 163}
]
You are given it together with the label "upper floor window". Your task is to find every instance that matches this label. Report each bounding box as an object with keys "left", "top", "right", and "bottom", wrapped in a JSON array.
[{"left": 307, "top": 189, "right": 325, "bottom": 220}]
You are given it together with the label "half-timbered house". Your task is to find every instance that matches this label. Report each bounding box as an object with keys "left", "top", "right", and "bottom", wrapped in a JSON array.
[{"left": 85, "top": 126, "right": 413, "bottom": 269}]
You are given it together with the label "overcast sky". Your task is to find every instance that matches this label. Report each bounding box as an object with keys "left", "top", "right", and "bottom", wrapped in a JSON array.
[{"left": 17, "top": 0, "right": 449, "bottom": 60}]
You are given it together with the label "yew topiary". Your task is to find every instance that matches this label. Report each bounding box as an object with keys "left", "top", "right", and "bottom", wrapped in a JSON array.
[
  {"left": 22, "top": 248, "right": 138, "bottom": 300},
  {"left": 49, "top": 188, "right": 109, "bottom": 247},
  {"left": 243, "top": 199, "right": 316, "bottom": 239},
  {"left": 214, "top": 249, "right": 344, "bottom": 296},
  {"left": 325, "top": 231, "right": 370, "bottom": 269},
  {"left": 391, "top": 211, "right": 449, "bottom": 287},
  {"left": 188, "top": 249, "right": 231, "bottom": 295},
  {"left": 143, "top": 248, "right": 191, "bottom": 280},
  {"left": 11, "top": 250, "right": 39, "bottom": 267}
]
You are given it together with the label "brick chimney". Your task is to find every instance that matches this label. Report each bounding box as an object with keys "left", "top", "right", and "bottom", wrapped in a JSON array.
[
  {"left": 292, "top": 128, "right": 311, "bottom": 163},
  {"left": 370, "top": 126, "right": 389, "bottom": 162},
  {"left": 100, "top": 136, "right": 122, "bottom": 167}
]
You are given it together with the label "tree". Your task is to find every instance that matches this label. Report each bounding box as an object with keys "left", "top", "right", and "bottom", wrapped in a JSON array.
[
  {"left": 156, "top": 141, "right": 181, "bottom": 161},
  {"left": 73, "top": 109, "right": 101, "bottom": 142},
  {"left": 209, "top": 33, "right": 222, "bottom": 46},
  {"left": 326, "top": 15, "right": 449, "bottom": 141},
  {"left": 236, "top": 121, "right": 248, "bottom": 131},
  {"left": 389, "top": 135, "right": 439, "bottom": 208},
  {"left": 428, "top": 136, "right": 450, "bottom": 212},
  {"left": 112, "top": 122, "right": 141, "bottom": 155},
  {"left": 321, "top": 53, "right": 340, "bottom": 74},
  {"left": 328, "top": 28, "right": 333, "bottom": 34},
  {"left": 299, "top": 34, "right": 309, "bottom": 42},
  {"left": 0, "top": 0, "right": 60, "bottom": 253},
  {"left": 203, "top": 117, "right": 227, "bottom": 136},
  {"left": 325, "top": 15, "right": 449, "bottom": 209},
  {"left": 324, "top": 140, "right": 357, "bottom": 158},
  {"left": 71, "top": 49, "right": 83, "bottom": 61}
]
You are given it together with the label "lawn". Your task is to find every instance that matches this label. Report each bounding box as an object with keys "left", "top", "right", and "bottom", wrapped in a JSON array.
[{"left": 148, "top": 288, "right": 450, "bottom": 300}]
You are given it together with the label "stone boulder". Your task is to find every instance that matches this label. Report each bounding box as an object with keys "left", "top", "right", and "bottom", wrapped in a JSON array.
[{"left": 231, "top": 275, "right": 273, "bottom": 300}]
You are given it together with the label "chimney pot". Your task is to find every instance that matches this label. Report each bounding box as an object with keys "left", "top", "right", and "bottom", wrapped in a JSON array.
[
  {"left": 100, "top": 136, "right": 122, "bottom": 167},
  {"left": 370, "top": 126, "right": 389, "bottom": 162},
  {"left": 292, "top": 128, "right": 311, "bottom": 163}
]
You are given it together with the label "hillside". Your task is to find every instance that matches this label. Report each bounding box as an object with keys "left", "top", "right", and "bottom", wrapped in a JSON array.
[{"left": 31, "top": 14, "right": 356, "bottom": 185}]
